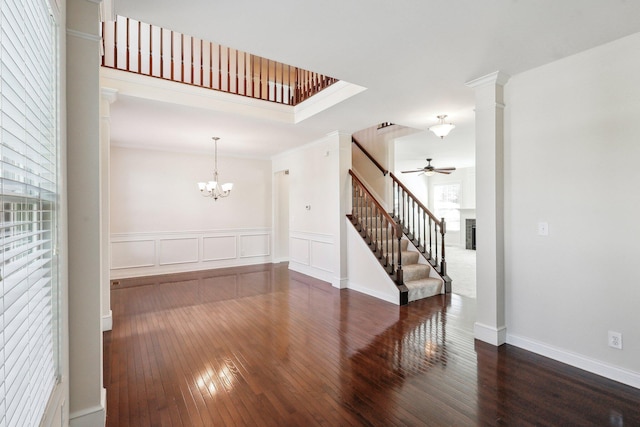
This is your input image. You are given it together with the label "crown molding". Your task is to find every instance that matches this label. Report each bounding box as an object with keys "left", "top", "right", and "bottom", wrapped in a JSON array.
[{"left": 465, "top": 70, "right": 511, "bottom": 89}]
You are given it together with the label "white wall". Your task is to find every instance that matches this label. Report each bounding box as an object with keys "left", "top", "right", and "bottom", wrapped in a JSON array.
[
  {"left": 272, "top": 132, "right": 351, "bottom": 286},
  {"left": 110, "top": 146, "right": 272, "bottom": 278},
  {"left": 504, "top": 32, "right": 640, "bottom": 387},
  {"left": 351, "top": 132, "right": 390, "bottom": 207},
  {"left": 66, "top": 0, "right": 106, "bottom": 425}
]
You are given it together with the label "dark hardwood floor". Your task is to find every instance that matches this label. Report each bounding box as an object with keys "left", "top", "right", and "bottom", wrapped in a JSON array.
[{"left": 105, "top": 263, "right": 640, "bottom": 426}]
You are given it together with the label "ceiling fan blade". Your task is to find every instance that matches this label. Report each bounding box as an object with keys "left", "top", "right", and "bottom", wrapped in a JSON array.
[
  {"left": 435, "top": 170, "right": 452, "bottom": 174},
  {"left": 434, "top": 167, "right": 456, "bottom": 171},
  {"left": 401, "top": 169, "right": 424, "bottom": 173}
]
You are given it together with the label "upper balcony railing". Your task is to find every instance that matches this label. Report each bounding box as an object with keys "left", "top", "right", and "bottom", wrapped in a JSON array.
[{"left": 100, "top": 16, "right": 339, "bottom": 105}]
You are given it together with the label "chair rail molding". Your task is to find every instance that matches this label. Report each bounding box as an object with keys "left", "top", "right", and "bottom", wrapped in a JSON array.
[{"left": 110, "top": 228, "right": 271, "bottom": 279}]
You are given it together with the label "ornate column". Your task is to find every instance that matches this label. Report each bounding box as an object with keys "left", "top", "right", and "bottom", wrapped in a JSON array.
[{"left": 466, "top": 71, "right": 510, "bottom": 346}]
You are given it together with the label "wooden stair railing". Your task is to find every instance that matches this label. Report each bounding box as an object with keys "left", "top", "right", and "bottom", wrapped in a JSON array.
[
  {"left": 349, "top": 170, "right": 408, "bottom": 304},
  {"left": 100, "top": 16, "right": 338, "bottom": 105},
  {"left": 351, "top": 136, "right": 388, "bottom": 176},
  {"left": 390, "top": 172, "right": 451, "bottom": 293}
]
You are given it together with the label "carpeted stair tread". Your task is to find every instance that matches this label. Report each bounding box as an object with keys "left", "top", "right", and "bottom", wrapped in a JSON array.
[
  {"left": 405, "top": 277, "right": 443, "bottom": 302},
  {"left": 402, "top": 251, "right": 420, "bottom": 264},
  {"left": 402, "top": 263, "right": 431, "bottom": 282}
]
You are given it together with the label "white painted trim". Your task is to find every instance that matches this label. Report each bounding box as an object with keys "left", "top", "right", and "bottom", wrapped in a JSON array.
[
  {"left": 110, "top": 239, "right": 155, "bottom": 269},
  {"left": 69, "top": 401, "right": 105, "bottom": 427},
  {"left": 332, "top": 277, "right": 349, "bottom": 289},
  {"left": 158, "top": 237, "right": 199, "bottom": 266},
  {"left": 289, "top": 260, "right": 334, "bottom": 284},
  {"left": 507, "top": 334, "right": 640, "bottom": 390},
  {"left": 66, "top": 29, "right": 101, "bottom": 42},
  {"left": 40, "top": 382, "right": 65, "bottom": 427},
  {"left": 348, "top": 282, "right": 398, "bottom": 305},
  {"left": 474, "top": 322, "right": 507, "bottom": 346},
  {"left": 110, "top": 228, "right": 272, "bottom": 279},
  {"left": 202, "top": 235, "right": 237, "bottom": 261},
  {"left": 465, "top": 70, "right": 511, "bottom": 88},
  {"left": 238, "top": 233, "right": 271, "bottom": 258},
  {"left": 101, "top": 67, "right": 294, "bottom": 123},
  {"left": 101, "top": 310, "right": 112, "bottom": 332},
  {"left": 111, "top": 227, "right": 270, "bottom": 239},
  {"left": 289, "top": 230, "right": 333, "bottom": 244},
  {"left": 293, "top": 80, "right": 366, "bottom": 123},
  {"left": 110, "top": 257, "right": 271, "bottom": 280},
  {"left": 100, "top": 87, "right": 118, "bottom": 104}
]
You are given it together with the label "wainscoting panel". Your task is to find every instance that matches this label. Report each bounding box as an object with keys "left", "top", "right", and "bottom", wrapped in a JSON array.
[
  {"left": 159, "top": 237, "right": 199, "bottom": 265},
  {"left": 111, "top": 240, "right": 155, "bottom": 269},
  {"left": 289, "top": 237, "right": 310, "bottom": 265},
  {"left": 310, "top": 240, "right": 333, "bottom": 272},
  {"left": 239, "top": 233, "right": 270, "bottom": 258},
  {"left": 288, "top": 231, "right": 334, "bottom": 283},
  {"left": 203, "top": 235, "right": 237, "bottom": 261},
  {"left": 111, "top": 228, "right": 271, "bottom": 279}
]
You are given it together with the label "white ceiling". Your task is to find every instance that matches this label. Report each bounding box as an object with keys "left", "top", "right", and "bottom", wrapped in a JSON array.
[{"left": 110, "top": 0, "right": 640, "bottom": 166}]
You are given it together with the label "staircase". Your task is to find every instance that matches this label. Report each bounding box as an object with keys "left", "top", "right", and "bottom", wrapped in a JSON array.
[
  {"left": 399, "top": 239, "right": 443, "bottom": 302},
  {"left": 349, "top": 170, "right": 446, "bottom": 305}
]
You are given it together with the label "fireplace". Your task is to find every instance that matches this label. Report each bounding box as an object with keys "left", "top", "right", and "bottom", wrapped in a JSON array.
[{"left": 466, "top": 219, "right": 476, "bottom": 250}]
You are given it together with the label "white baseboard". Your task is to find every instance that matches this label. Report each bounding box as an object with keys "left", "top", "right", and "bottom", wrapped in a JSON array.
[
  {"left": 507, "top": 333, "right": 640, "bottom": 390},
  {"left": 69, "top": 388, "right": 106, "bottom": 427},
  {"left": 289, "top": 261, "right": 333, "bottom": 284},
  {"left": 348, "top": 282, "right": 398, "bottom": 305},
  {"left": 474, "top": 322, "right": 507, "bottom": 346},
  {"left": 332, "top": 277, "right": 348, "bottom": 289},
  {"left": 102, "top": 310, "right": 112, "bottom": 332}
]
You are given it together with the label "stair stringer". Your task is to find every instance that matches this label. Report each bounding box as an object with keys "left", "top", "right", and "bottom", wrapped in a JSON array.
[{"left": 346, "top": 218, "right": 403, "bottom": 305}]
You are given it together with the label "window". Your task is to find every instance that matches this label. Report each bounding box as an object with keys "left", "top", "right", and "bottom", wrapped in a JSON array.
[
  {"left": 433, "top": 183, "right": 460, "bottom": 231},
  {"left": 1, "top": 0, "right": 59, "bottom": 425}
]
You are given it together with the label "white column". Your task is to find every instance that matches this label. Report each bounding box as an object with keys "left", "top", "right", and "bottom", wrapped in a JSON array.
[
  {"left": 100, "top": 88, "right": 117, "bottom": 332},
  {"left": 331, "top": 131, "right": 352, "bottom": 289},
  {"left": 466, "top": 71, "right": 510, "bottom": 346},
  {"left": 67, "top": 0, "right": 107, "bottom": 425}
]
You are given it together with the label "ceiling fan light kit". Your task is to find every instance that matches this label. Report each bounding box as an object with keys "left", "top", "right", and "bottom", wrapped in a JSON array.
[
  {"left": 429, "top": 115, "right": 455, "bottom": 139},
  {"left": 197, "top": 137, "right": 233, "bottom": 201}
]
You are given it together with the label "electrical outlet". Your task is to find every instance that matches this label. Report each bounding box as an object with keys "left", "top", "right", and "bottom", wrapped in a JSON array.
[{"left": 608, "top": 331, "right": 622, "bottom": 350}]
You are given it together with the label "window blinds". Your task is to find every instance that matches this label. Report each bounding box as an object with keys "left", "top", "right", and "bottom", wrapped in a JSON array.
[{"left": 0, "top": 0, "right": 58, "bottom": 426}]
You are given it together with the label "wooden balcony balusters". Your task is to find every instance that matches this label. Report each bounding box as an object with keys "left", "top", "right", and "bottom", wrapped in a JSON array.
[{"left": 101, "top": 16, "right": 338, "bottom": 105}]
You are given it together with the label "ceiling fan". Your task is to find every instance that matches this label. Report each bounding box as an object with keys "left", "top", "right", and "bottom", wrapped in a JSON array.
[{"left": 401, "top": 158, "right": 456, "bottom": 176}]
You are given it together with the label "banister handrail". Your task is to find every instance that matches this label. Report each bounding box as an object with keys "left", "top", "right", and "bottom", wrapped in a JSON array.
[
  {"left": 352, "top": 137, "right": 388, "bottom": 176},
  {"left": 100, "top": 16, "right": 338, "bottom": 106},
  {"left": 389, "top": 172, "right": 441, "bottom": 225},
  {"left": 349, "top": 170, "right": 400, "bottom": 235}
]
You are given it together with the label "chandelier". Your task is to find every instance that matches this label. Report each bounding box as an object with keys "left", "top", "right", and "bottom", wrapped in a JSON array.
[
  {"left": 197, "top": 137, "right": 233, "bottom": 200},
  {"left": 428, "top": 115, "right": 455, "bottom": 139}
]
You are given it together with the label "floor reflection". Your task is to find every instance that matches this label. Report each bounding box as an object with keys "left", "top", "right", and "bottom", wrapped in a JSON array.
[{"left": 107, "top": 264, "right": 640, "bottom": 426}]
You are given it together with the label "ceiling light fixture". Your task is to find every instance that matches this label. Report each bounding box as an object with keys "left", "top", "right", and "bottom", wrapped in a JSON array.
[
  {"left": 197, "top": 137, "right": 233, "bottom": 201},
  {"left": 429, "top": 115, "right": 455, "bottom": 139}
]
